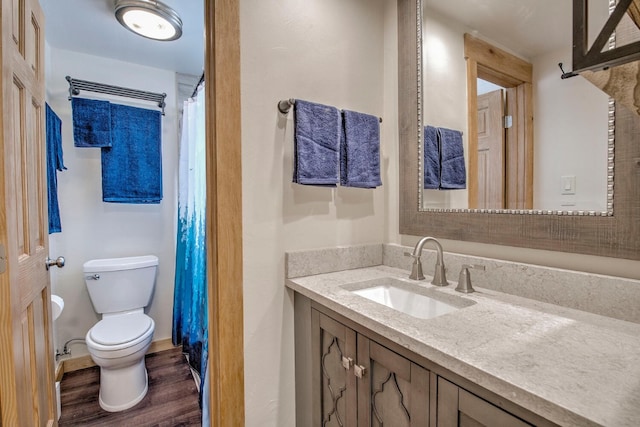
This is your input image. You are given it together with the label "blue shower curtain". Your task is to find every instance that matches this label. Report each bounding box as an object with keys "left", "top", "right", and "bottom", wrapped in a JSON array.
[{"left": 172, "top": 85, "right": 208, "bottom": 419}]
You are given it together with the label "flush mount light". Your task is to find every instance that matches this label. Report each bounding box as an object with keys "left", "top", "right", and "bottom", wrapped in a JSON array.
[{"left": 114, "top": 0, "right": 182, "bottom": 41}]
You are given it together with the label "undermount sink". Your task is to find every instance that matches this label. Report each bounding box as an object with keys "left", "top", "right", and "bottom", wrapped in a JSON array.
[{"left": 346, "top": 278, "right": 474, "bottom": 320}]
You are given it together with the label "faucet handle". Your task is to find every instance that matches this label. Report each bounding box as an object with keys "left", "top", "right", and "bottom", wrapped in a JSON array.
[
  {"left": 455, "top": 264, "right": 485, "bottom": 293},
  {"left": 404, "top": 252, "right": 425, "bottom": 280}
]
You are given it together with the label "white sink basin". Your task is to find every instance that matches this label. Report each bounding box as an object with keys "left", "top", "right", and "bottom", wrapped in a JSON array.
[
  {"left": 347, "top": 278, "right": 474, "bottom": 320},
  {"left": 51, "top": 294, "right": 64, "bottom": 321}
]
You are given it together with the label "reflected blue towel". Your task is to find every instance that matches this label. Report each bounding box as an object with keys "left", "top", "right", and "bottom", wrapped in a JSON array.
[
  {"left": 423, "top": 126, "right": 440, "bottom": 189},
  {"left": 293, "top": 100, "right": 341, "bottom": 186},
  {"left": 72, "top": 97, "right": 112, "bottom": 147},
  {"left": 438, "top": 127, "right": 466, "bottom": 189},
  {"left": 340, "top": 110, "right": 382, "bottom": 188},
  {"left": 46, "top": 104, "right": 66, "bottom": 233},
  {"left": 101, "top": 104, "right": 162, "bottom": 203}
]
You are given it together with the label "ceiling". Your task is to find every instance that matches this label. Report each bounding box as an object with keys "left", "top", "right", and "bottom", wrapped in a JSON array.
[
  {"left": 425, "top": 0, "right": 610, "bottom": 60},
  {"left": 40, "top": 0, "right": 204, "bottom": 76}
]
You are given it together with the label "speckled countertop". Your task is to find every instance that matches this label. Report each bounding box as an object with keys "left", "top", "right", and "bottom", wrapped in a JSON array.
[{"left": 286, "top": 265, "right": 640, "bottom": 427}]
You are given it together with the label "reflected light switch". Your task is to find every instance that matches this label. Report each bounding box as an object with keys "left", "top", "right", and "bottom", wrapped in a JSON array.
[{"left": 561, "top": 175, "right": 576, "bottom": 195}]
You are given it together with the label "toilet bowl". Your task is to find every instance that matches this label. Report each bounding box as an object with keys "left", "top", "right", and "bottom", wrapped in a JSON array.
[
  {"left": 83, "top": 255, "right": 158, "bottom": 412},
  {"left": 85, "top": 311, "right": 155, "bottom": 411}
]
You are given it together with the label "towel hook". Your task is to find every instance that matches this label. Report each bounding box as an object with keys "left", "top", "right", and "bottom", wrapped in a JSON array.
[{"left": 558, "top": 63, "right": 579, "bottom": 79}]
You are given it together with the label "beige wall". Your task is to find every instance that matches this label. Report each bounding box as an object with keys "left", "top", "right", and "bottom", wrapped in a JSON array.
[{"left": 240, "top": 0, "right": 388, "bottom": 424}]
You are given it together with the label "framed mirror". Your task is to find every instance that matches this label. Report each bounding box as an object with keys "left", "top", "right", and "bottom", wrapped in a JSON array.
[
  {"left": 398, "top": 0, "right": 640, "bottom": 260},
  {"left": 420, "top": 0, "right": 612, "bottom": 214}
]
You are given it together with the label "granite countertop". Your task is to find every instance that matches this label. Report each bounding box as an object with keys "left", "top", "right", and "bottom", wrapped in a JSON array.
[{"left": 286, "top": 265, "right": 640, "bottom": 427}]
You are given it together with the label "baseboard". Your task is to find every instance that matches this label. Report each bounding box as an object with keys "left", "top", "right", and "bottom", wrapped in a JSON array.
[
  {"left": 55, "top": 362, "right": 64, "bottom": 383},
  {"left": 61, "top": 338, "right": 177, "bottom": 374}
]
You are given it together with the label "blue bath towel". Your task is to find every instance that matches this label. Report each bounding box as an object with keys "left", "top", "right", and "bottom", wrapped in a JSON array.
[
  {"left": 293, "top": 100, "right": 341, "bottom": 186},
  {"left": 438, "top": 127, "right": 466, "bottom": 189},
  {"left": 423, "top": 125, "right": 440, "bottom": 189},
  {"left": 46, "top": 104, "right": 67, "bottom": 233},
  {"left": 71, "top": 97, "right": 112, "bottom": 147},
  {"left": 340, "top": 110, "right": 382, "bottom": 188},
  {"left": 101, "top": 104, "right": 162, "bottom": 203}
]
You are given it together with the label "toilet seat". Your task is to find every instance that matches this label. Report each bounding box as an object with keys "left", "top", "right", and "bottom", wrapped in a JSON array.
[
  {"left": 87, "top": 314, "right": 154, "bottom": 353},
  {"left": 90, "top": 313, "right": 152, "bottom": 345}
]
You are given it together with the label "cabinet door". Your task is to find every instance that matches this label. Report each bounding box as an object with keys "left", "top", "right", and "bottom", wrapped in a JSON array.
[
  {"left": 313, "top": 310, "right": 358, "bottom": 427},
  {"left": 357, "top": 336, "right": 430, "bottom": 427},
  {"left": 437, "top": 377, "right": 532, "bottom": 427}
]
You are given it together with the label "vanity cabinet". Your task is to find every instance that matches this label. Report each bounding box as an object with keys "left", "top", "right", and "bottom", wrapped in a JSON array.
[
  {"left": 313, "top": 309, "right": 430, "bottom": 427},
  {"left": 295, "top": 295, "right": 554, "bottom": 427}
]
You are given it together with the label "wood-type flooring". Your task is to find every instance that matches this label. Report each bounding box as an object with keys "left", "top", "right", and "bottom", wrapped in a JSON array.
[{"left": 58, "top": 346, "right": 201, "bottom": 426}]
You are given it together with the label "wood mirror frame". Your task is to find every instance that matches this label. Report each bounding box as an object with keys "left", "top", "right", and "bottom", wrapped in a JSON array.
[{"left": 398, "top": 0, "right": 640, "bottom": 261}]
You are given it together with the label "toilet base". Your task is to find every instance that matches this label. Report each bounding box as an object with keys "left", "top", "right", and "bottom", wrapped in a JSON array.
[{"left": 98, "top": 358, "right": 149, "bottom": 412}]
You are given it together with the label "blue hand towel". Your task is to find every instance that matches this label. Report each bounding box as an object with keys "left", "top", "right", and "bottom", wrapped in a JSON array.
[
  {"left": 101, "top": 103, "right": 162, "bottom": 203},
  {"left": 46, "top": 104, "right": 67, "bottom": 233},
  {"left": 423, "top": 125, "right": 440, "bottom": 189},
  {"left": 438, "top": 127, "right": 466, "bottom": 189},
  {"left": 71, "top": 97, "right": 112, "bottom": 147},
  {"left": 340, "top": 110, "right": 382, "bottom": 188},
  {"left": 293, "top": 100, "right": 341, "bottom": 186}
]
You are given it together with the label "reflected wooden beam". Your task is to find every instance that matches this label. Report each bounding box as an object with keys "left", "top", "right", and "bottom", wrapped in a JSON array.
[
  {"left": 580, "top": 7, "right": 640, "bottom": 117},
  {"left": 573, "top": 0, "right": 640, "bottom": 72}
]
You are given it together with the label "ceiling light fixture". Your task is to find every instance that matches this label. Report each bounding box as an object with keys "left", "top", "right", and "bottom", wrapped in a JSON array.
[{"left": 114, "top": 0, "right": 183, "bottom": 41}]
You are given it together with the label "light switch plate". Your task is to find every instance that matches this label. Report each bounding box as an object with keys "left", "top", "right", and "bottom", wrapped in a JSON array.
[{"left": 561, "top": 175, "right": 576, "bottom": 195}]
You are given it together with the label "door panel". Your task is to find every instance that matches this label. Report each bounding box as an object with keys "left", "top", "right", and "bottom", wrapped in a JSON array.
[
  {"left": 477, "top": 89, "right": 505, "bottom": 209},
  {"left": 0, "top": 0, "right": 55, "bottom": 425},
  {"left": 357, "top": 338, "right": 429, "bottom": 427},
  {"left": 437, "top": 377, "right": 531, "bottom": 427},
  {"left": 313, "top": 310, "right": 357, "bottom": 427}
]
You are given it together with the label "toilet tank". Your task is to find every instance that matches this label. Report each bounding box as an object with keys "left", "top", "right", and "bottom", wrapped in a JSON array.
[{"left": 83, "top": 255, "right": 158, "bottom": 315}]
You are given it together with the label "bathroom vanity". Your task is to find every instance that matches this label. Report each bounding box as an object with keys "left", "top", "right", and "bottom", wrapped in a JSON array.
[{"left": 286, "top": 247, "right": 640, "bottom": 426}]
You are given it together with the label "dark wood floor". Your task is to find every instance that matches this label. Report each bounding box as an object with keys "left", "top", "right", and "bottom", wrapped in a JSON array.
[{"left": 59, "top": 346, "right": 202, "bottom": 426}]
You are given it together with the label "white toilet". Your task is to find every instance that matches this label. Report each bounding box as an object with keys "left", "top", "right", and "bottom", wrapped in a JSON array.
[{"left": 83, "top": 255, "right": 158, "bottom": 412}]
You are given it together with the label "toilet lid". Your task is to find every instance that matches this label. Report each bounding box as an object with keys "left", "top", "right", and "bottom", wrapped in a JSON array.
[{"left": 90, "top": 314, "right": 152, "bottom": 345}]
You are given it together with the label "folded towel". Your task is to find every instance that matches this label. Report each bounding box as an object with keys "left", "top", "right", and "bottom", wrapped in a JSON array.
[
  {"left": 293, "top": 100, "right": 341, "bottom": 186},
  {"left": 423, "top": 125, "right": 440, "bottom": 189},
  {"left": 46, "top": 104, "right": 67, "bottom": 233},
  {"left": 101, "top": 104, "right": 162, "bottom": 203},
  {"left": 438, "top": 127, "right": 466, "bottom": 189},
  {"left": 340, "top": 110, "right": 382, "bottom": 188},
  {"left": 71, "top": 97, "right": 112, "bottom": 147}
]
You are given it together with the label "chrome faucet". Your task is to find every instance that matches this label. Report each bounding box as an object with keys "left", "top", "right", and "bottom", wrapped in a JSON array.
[{"left": 404, "top": 237, "right": 448, "bottom": 286}]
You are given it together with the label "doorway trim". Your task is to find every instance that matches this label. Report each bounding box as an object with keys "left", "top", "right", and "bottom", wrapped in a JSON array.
[
  {"left": 464, "top": 34, "right": 534, "bottom": 209},
  {"left": 205, "top": 0, "right": 245, "bottom": 425}
]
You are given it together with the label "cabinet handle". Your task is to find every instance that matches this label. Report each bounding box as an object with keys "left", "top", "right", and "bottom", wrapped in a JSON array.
[
  {"left": 341, "top": 356, "right": 353, "bottom": 370},
  {"left": 354, "top": 364, "right": 366, "bottom": 378}
]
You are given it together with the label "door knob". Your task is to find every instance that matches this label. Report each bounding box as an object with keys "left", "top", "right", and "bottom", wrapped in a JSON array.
[{"left": 45, "top": 256, "right": 65, "bottom": 270}]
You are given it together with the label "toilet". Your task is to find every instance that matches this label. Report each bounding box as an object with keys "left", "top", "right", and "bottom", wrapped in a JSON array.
[{"left": 83, "top": 255, "right": 158, "bottom": 412}]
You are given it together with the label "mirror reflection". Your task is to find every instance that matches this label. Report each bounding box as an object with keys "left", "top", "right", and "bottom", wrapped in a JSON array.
[{"left": 420, "top": 0, "right": 612, "bottom": 213}]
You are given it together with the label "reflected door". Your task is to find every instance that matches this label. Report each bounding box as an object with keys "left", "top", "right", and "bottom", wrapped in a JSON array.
[
  {"left": 0, "top": 0, "right": 56, "bottom": 425},
  {"left": 476, "top": 89, "right": 505, "bottom": 209}
]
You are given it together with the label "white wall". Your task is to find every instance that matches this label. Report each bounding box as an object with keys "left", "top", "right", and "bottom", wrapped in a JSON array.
[
  {"left": 46, "top": 46, "right": 178, "bottom": 358},
  {"left": 533, "top": 46, "right": 609, "bottom": 211},
  {"left": 240, "top": 0, "right": 388, "bottom": 424}
]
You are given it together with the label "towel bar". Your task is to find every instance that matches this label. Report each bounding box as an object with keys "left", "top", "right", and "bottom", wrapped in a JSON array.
[
  {"left": 278, "top": 98, "right": 383, "bottom": 123},
  {"left": 66, "top": 76, "right": 167, "bottom": 115}
]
